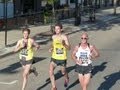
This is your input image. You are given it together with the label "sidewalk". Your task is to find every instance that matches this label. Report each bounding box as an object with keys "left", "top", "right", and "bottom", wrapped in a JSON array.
[{"left": 0, "top": 7, "right": 120, "bottom": 59}]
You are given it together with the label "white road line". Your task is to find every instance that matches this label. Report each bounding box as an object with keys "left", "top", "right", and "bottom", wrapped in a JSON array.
[{"left": 0, "top": 80, "right": 18, "bottom": 85}]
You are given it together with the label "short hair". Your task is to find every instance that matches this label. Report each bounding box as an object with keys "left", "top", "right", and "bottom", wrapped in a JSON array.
[
  {"left": 55, "top": 23, "right": 63, "bottom": 29},
  {"left": 22, "top": 28, "right": 30, "bottom": 34},
  {"left": 81, "top": 32, "right": 89, "bottom": 38}
]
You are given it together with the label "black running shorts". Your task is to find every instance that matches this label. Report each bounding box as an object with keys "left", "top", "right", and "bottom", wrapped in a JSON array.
[
  {"left": 75, "top": 64, "right": 92, "bottom": 75},
  {"left": 20, "top": 59, "right": 33, "bottom": 66},
  {"left": 51, "top": 58, "right": 67, "bottom": 67}
]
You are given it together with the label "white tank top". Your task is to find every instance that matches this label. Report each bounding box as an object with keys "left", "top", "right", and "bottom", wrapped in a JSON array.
[{"left": 76, "top": 45, "right": 92, "bottom": 66}]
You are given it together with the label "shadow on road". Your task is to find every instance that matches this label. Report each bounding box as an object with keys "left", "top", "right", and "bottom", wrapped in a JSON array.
[
  {"left": 6, "top": 42, "right": 17, "bottom": 47},
  {"left": 36, "top": 65, "right": 75, "bottom": 90},
  {"left": 80, "top": 18, "right": 119, "bottom": 32},
  {"left": 0, "top": 57, "right": 46, "bottom": 74},
  {"left": 92, "top": 62, "right": 107, "bottom": 76},
  {"left": 66, "top": 62, "right": 107, "bottom": 90},
  {"left": 98, "top": 71, "right": 120, "bottom": 90},
  {"left": 33, "top": 31, "right": 53, "bottom": 45},
  {"left": 66, "top": 79, "right": 79, "bottom": 90}
]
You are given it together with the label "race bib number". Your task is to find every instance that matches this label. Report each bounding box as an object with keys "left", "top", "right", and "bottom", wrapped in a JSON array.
[
  {"left": 81, "top": 58, "right": 88, "bottom": 64},
  {"left": 20, "top": 49, "right": 28, "bottom": 56},
  {"left": 20, "top": 49, "right": 28, "bottom": 60},
  {"left": 56, "top": 48, "right": 64, "bottom": 54},
  {"left": 80, "top": 52, "right": 88, "bottom": 64},
  {"left": 21, "top": 56, "right": 26, "bottom": 60}
]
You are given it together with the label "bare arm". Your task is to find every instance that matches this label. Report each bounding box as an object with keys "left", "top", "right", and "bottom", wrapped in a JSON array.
[
  {"left": 49, "top": 36, "right": 54, "bottom": 52},
  {"left": 62, "top": 35, "right": 71, "bottom": 50},
  {"left": 49, "top": 44, "right": 53, "bottom": 52},
  {"left": 90, "top": 45, "right": 100, "bottom": 59},
  {"left": 31, "top": 39, "right": 40, "bottom": 51},
  {"left": 14, "top": 40, "right": 22, "bottom": 52},
  {"left": 71, "top": 46, "right": 82, "bottom": 65}
]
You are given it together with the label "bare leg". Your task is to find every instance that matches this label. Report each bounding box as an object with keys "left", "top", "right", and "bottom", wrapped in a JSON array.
[
  {"left": 49, "top": 61, "right": 57, "bottom": 90},
  {"left": 78, "top": 74, "right": 84, "bottom": 90},
  {"left": 61, "top": 66, "right": 69, "bottom": 87},
  {"left": 78, "top": 73, "right": 91, "bottom": 90},
  {"left": 22, "top": 64, "right": 32, "bottom": 90}
]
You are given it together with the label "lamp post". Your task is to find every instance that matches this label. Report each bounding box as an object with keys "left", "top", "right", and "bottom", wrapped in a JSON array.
[
  {"left": 113, "top": 0, "right": 117, "bottom": 15},
  {"left": 4, "top": 0, "right": 8, "bottom": 46},
  {"left": 50, "top": 0, "right": 56, "bottom": 33}
]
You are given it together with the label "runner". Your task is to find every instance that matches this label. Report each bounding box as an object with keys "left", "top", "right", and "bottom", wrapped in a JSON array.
[
  {"left": 72, "top": 32, "right": 99, "bottom": 90},
  {"left": 49, "top": 23, "right": 70, "bottom": 90},
  {"left": 14, "top": 28, "right": 40, "bottom": 90}
]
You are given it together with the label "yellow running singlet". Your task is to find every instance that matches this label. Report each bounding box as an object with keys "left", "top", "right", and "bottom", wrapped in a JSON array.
[
  {"left": 19, "top": 38, "right": 34, "bottom": 61},
  {"left": 52, "top": 38, "right": 67, "bottom": 60}
]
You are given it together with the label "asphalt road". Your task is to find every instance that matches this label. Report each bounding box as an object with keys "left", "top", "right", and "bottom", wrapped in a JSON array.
[{"left": 0, "top": 18, "right": 120, "bottom": 90}]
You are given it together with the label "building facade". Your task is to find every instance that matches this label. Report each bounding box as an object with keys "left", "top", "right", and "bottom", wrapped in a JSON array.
[
  {"left": 0, "top": 0, "right": 119, "bottom": 19},
  {"left": 0, "top": 0, "right": 42, "bottom": 19},
  {"left": 0, "top": 0, "right": 14, "bottom": 19},
  {"left": 14, "top": 0, "right": 41, "bottom": 15},
  {"left": 60, "top": 0, "right": 119, "bottom": 8}
]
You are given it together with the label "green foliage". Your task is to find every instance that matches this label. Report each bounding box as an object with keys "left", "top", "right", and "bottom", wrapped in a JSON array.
[
  {"left": 47, "top": 0, "right": 54, "bottom": 4},
  {"left": 42, "top": 0, "right": 58, "bottom": 5},
  {"left": 42, "top": 0, "right": 58, "bottom": 24},
  {"left": 44, "top": 10, "right": 52, "bottom": 16}
]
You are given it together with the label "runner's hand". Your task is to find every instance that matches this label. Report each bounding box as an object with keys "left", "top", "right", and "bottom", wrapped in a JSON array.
[
  {"left": 62, "top": 40, "right": 66, "bottom": 46},
  {"left": 89, "top": 53, "right": 95, "bottom": 59},
  {"left": 62, "top": 40, "right": 70, "bottom": 49},
  {"left": 21, "top": 41, "right": 27, "bottom": 49},
  {"left": 75, "top": 59, "right": 82, "bottom": 65},
  {"left": 89, "top": 55, "right": 92, "bottom": 60},
  {"left": 49, "top": 48, "right": 53, "bottom": 52}
]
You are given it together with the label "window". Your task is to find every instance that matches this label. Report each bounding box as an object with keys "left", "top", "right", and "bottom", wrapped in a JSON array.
[
  {"left": 7, "top": 0, "right": 13, "bottom": 2},
  {"left": 70, "top": 0, "right": 75, "bottom": 3},
  {"left": 0, "top": 0, "right": 13, "bottom": 3},
  {"left": 0, "top": 0, "right": 4, "bottom": 3}
]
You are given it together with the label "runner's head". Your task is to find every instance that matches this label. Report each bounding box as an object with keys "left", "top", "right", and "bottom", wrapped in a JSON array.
[
  {"left": 22, "top": 28, "right": 30, "bottom": 39},
  {"left": 81, "top": 32, "right": 88, "bottom": 44},
  {"left": 54, "top": 23, "right": 63, "bottom": 34}
]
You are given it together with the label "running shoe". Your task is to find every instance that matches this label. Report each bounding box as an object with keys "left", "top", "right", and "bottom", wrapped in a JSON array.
[
  {"left": 32, "top": 67, "right": 38, "bottom": 76},
  {"left": 64, "top": 77, "right": 69, "bottom": 87}
]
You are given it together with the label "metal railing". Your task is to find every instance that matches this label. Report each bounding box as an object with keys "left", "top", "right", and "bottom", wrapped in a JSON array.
[{"left": 0, "top": 8, "right": 76, "bottom": 30}]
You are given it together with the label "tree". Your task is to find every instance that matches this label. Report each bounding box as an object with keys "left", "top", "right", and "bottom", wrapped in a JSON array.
[
  {"left": 43, "top": 0, "right": 58, "bottom": 20},
  {"left": 42, "top": 0, "right": 58, "bottom": 32}
]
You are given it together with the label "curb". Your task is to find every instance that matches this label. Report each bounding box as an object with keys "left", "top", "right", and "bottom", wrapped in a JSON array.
[
  {"left": 0, "top": 47, "right": 15, "bottom": 59},
  {"left": 0, "top": 51, "right": 14, "bottom": 59}
]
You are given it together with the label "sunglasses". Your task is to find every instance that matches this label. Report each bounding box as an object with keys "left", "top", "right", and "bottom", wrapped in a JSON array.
[{"left": 81, "top": 37, "right": 88, "bottom": 40}]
